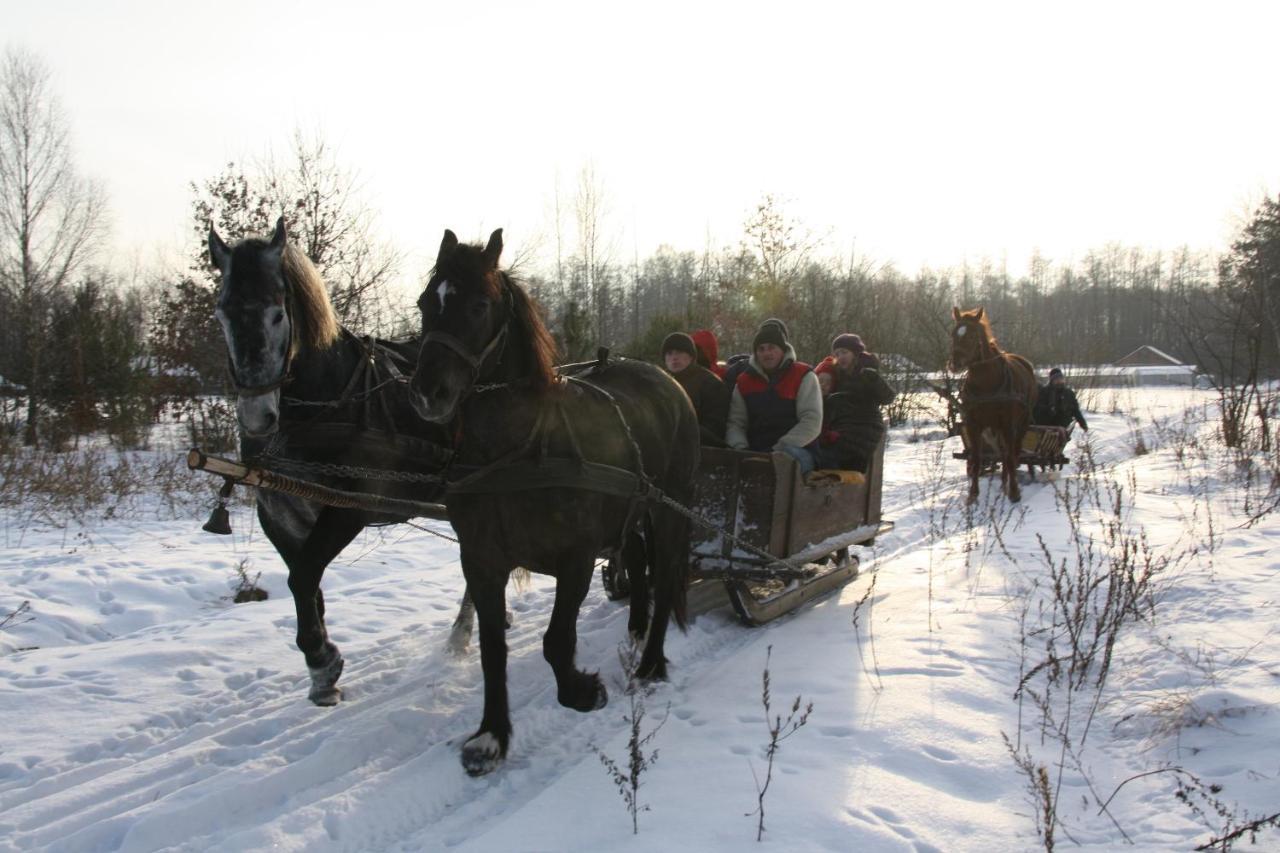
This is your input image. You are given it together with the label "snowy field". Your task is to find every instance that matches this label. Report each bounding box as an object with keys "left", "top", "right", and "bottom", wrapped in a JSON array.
[{"left": 0, "top": 387, "right": 1277, "bottom": 851}]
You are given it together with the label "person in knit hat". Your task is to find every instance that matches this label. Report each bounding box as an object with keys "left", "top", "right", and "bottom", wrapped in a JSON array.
[
  {"left": 662, "top": 332, "right": 729, "bottom": 446},
  {"left": 726, "top": 319, "right": 823, "bottom": 474},
  {"left": 1033, "top": 368, "right": 1088, "bottom": 431},
  {"left": 813, "top": 332, "right": 896, "bottom": 472},
  {"left": 722, "top": 318, "right": 790, "bottom": 391}
]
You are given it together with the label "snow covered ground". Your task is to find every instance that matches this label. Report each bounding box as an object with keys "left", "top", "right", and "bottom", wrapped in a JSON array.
[{"left": 0, "top": 387, "right": 1276, "bottom": 851}]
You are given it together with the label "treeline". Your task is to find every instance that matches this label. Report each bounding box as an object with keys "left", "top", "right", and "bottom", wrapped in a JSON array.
[{"left": 527, "top": 228, "right": 1219, "bottom": 372}]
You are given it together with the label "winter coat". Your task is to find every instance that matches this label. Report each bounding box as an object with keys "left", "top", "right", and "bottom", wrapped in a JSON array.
[
  {"left": 726, "top": 345, "right": 823, "bottom": 452},
  {"left": 818, "top": 367, "right": 897, "bottom": 471},
  {"left": 669, "top": 362, "right": 730, "bottom": 446},
  {"left": 831, "top": 365, "right": 897, "bottom": 422},
  {"left": 690, "top": 329, "right": 725, "bottom": 378},
  {"left": 1033, "top": 384, "right": 1088, "bottom": 430}
]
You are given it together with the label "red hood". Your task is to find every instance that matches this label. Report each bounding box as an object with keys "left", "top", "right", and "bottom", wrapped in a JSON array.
[{"left": 690, "top": 329, "right": 724, "bottom": 376}]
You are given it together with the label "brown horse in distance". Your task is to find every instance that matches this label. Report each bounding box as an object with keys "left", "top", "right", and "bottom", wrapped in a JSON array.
[{"left": 950, "top": 307, "right": 1038, "bottom": 503}]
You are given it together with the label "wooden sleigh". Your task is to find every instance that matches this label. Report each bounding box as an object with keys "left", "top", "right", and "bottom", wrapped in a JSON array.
[{"left": 952, "top": 423, "right": 1073, "bottom": 478}]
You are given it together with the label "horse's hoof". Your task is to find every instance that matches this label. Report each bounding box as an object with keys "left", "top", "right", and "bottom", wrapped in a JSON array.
[
  {"left": 560, "top": 673, "right": 607, "bottom": 712},
  {"left": 308, "top": 653, "right": 344, "bottom": 705},
  {"left": 461, "top": 732, "right": 506, "bottom": 777},
  {"left": 446, "top": 625, "right": 472, "bottom": 656},
  {"left": 636, "top": 657, "right": 668, "bottom": 683}
]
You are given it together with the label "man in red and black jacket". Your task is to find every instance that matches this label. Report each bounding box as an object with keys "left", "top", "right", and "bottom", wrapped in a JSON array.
[{"left": 726, "top": 320, "right": 823, "bottom": 473}]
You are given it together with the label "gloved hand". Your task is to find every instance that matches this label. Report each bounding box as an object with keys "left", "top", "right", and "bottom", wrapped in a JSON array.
[{"left": 820, "top": 429, "right": 840, "bottom": 446}]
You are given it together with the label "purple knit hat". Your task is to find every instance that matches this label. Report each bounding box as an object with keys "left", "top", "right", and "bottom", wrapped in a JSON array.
[{"left": 831, "top": 333, "right": 865, "bottom": 354}]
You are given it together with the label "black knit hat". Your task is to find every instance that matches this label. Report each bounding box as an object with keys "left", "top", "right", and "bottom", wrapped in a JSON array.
[
  {"left": 831, "top": 333, "right": 865, "bottom": 354},
  {"left": 761, "top": 317, "right": 790, "bottom": 339},
  {"left": 661, "top": 332, "right": 697, "bottom": 359},
  {"left": 752, "top": 321, "right": 788, "bottom": 351},
  {"left": 1049, "top": 367, "right": 1063, "bottom": 379}
]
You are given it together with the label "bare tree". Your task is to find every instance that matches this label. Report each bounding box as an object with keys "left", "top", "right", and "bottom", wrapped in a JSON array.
[
  {"left": 0, "top": 48, "right": 107, "bottom": 446},
  {"left": 742, "top": 194, "right": 818, "bottom": 317},
  {"left": 575, "top": 162, "right": 616, "bottom": 344},
  {"left": 260, "top": 129, "right": 402, "bottom": 330}
]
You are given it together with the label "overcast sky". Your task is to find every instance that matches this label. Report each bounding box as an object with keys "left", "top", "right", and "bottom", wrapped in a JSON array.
[{"left": 8, "top": 0, "right": 1279, "bottom": 283}]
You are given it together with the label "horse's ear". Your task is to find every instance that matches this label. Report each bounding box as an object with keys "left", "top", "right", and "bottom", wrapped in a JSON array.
[
  {"left": 269, "top": 217, "right": 287, "bottom": 251},
  {"left": 975, "top": 306, "right": 985, "bottom": 320},
  {"left": 483, "top": 228, "right": 504, "bottom": 270},
  {"left": 438, "top": 229, "right": 458, "bottom": 266},
  {"left": 952, "top": 306, "right": 961, "bottom": 322},
  {"left": 209, "top": 225, "right": 231, "bottom": 273}
]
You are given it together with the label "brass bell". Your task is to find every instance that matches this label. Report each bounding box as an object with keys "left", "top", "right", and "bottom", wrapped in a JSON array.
[{"left": 202, "top": 480, "right": 234, "bottom": 535}]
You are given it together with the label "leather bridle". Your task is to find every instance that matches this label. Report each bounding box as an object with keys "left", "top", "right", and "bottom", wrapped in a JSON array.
[{"left": 420, "top": 282, "right": 512, "bottom": 385}]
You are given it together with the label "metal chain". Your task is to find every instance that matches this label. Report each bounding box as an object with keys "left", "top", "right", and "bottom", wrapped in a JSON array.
[{"left": 256, "top": 454, "right": 445, "bottom": 484}]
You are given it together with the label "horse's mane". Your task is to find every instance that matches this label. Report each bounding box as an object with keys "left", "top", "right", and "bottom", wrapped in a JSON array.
[
  {"left": 501, "top": 270, "right": 560, "bottom": 390},
  {"left": 281, "top": 243, "right": 339, "bottom": 351}
]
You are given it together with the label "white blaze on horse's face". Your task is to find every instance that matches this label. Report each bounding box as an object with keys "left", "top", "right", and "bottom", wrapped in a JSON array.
[
  {"left": 437, "top": 280, "right": 455, "bottom": 312},
  {"left": 956, "top": 325, "right": 967, "bottom": 338}
]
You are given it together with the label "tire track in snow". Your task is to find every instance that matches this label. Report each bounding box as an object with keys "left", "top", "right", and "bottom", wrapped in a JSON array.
[{"left": 0, "top": 569, "right": 770, "bottom": 852}]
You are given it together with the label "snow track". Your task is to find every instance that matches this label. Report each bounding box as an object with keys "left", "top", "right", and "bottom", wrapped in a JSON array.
[{"left": 0, "top": 539, "right": 766, "bottom": 852}]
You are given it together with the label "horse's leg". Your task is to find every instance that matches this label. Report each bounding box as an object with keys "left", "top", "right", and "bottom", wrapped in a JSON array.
[
  {"left": 543, "top": 548, "right": 608, "bottom": 712},
  {"left": 965, "top": 425, "right": 981, "bottom": 504},
  {"left": 624, "top": 523, "right": 651, "bottom": 641},
  {"left": 1006, "top": 426, "right": 1022, "bottom": 503},
  {"left": 448, "top": 589, "right": 475, "bottom": 655},
  {"left": 281, "top": 507, "right": 365, "bottom": 706},
  {"left": 637, "top": 505, "right": 689, "bottom": 681},
  {"left": 460, "top": 548, "right": 513, "bottom": 776}
]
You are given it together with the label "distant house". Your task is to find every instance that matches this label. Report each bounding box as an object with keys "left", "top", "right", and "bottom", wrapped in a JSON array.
[
  {"left": 1114, "top": 346, "right": 1185, "bottom": 368},
  {"left": 1108, "top": 346, "right": 1198, "bottom": 386}
]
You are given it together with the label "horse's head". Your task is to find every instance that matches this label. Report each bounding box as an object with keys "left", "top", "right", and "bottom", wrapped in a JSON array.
[
  {"left": 949, "top": 306, "right": 994, "bottom": 371},
  {"left": 208, "top": 217, "right": 296, "bottom": 437},
  {"left": 410, "top": 228, "right": 509, "bottom": 423}
]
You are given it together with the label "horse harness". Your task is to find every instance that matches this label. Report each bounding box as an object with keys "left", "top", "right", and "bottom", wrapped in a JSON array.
[
  {"left": 445, "top": 350, "right": 652, "bottom": 504},
  {"left": 959, "top": 352, "right": 1032, "bottom": 408},
  {"left": 252, "top": 327, "right": 453, "bottom": 480}
]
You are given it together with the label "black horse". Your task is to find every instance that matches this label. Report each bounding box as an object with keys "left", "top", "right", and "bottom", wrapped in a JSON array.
[
  {"left": 208, "top": 218, "right": 453, "bottom": 705},
  {"left": 409, "top": 229, "right": 700, "bottom": 776}
]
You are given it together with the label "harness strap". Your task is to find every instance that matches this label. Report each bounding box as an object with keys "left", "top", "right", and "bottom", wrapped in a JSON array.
[{"left": 447, "top": 458, "right": 639, "bottom": 498}]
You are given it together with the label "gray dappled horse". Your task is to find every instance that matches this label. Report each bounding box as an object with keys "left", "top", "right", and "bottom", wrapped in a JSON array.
[{"left": 209, "top": 218, "right": 453, "bottom": 704}]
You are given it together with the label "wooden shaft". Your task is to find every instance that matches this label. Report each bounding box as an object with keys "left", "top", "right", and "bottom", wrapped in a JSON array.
[{"left": 186, "top": 449, "right": 450, "bottom": 522}]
